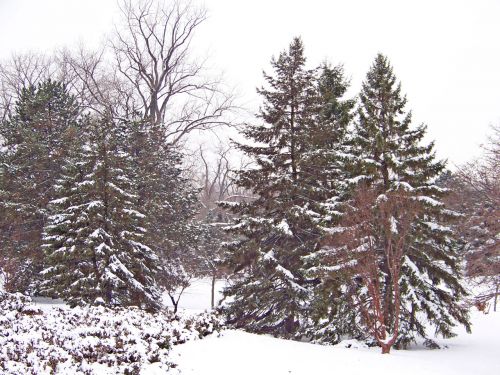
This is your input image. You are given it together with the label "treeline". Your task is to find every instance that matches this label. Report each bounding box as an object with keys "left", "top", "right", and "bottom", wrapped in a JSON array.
[
  {"left": 0, "top": 80, "right": 204, "bottom": 309},
  {"left": 0, "top": 0, "right": 498, "bottom": 355},
  {"left": 0, "top": 0, "right": 233, "bottom": 309}
]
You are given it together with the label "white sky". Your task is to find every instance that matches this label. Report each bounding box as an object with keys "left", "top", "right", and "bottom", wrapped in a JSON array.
[{"left": 1, "top": 0, "right": 500, "bottom": 166}]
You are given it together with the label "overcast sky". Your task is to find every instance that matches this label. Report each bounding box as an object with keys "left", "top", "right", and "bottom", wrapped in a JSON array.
[{"left": 1, "top": 0, "right": 499, "bottom": 166}]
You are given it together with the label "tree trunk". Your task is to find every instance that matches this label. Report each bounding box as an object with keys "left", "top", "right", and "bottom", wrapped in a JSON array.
[
  {"left": 494, "top": 282, "right": 499, "bottom": 312},
  {"left": 169, "top": 294, "right": 178, "bottom": 314},
  {"left": 381, "top": 344, "right": 391, "bottom": 354},
  {"left": 211, "top": 273, "right": 216, "bottom": 309}
]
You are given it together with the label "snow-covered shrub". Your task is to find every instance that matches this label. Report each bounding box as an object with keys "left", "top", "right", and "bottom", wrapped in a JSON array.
[{"left": 0, "top": 293, "right": 223, "bottom": 374}]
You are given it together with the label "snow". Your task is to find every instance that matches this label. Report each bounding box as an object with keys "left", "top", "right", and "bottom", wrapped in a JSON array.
[
  {"left": 309, "top": 259, "right": 358, "bottom": 273},
  {"left": 0, "top": 292, "right": 222, "bottom": 374},
  {"left": 162, "top": 279, "right": 500, "bottom": 375},
  {"left": 123, "top": 208, "right": 146, "bottom": 218},
  {"left": 393, "top": 181, "right": 414, "bottom": 191},
  {"left": 415, "top": 195, "right": 443, "bottom": 207},
  {"left": 423, "top": 221, "right": 452, "bottom": 233},
  {"left": 276, "top": 219, "right": 293, "bottom": 236},
  {"left": 347, "top": 175, "right": 369, "bottom": 184},
  {"left": 3, "top": 280, "right": 499, "bottom": 374},
  {"left": 164, "top": 278, "right": 227, "bottom": 312},
  {"left": 172, "top": 311, "right": 500, "bottom": 375},
  {"left": 0, "top": 270, "right": 5, "bottom": 293},
  {"left": 390, "top": 215, "right": 398, "bottom": 234}
]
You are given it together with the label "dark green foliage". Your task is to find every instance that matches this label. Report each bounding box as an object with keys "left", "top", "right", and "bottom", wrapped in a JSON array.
[
  {"left": 41, "top": 117, "right": 161, "bottom": 310},
  {"left": 0, "top": 77, "right": 201, "bottom": 308},
  {"left": 222, "top": 39, "right": 355, "bottom": 338},
  {"left": 222, "top": 38, "right": 319, "bottom": 336},
  {"left": 128, "top": 120, "right": 200, "bottom": 295},
  {"left": 297, "top": 64, "right": 359, "bottom": 342},
  {"left": 318, "top": 54, "right": 471, "bottom": 346},
  {"left": 299, "top": 63, "right": 356, "bottom": 228},
  {"left": 0, "top": 80, "right": 80, "bottom": 292}
]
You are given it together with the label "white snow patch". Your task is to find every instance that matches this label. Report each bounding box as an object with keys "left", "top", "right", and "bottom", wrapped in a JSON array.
[{"left": 172, "top": 311, "right": 500, "bottom": 375}]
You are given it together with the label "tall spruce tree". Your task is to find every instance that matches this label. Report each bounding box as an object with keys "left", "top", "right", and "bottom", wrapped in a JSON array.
[
  {"left": 299, "top": 64, "right": 356, "bottom": 226},
  {"left": 319, "top": 54, "right": 470, "bottom": 350},
  {"left": 0, "top": 80, "right": 80, "bottom": 292},
  {"left": 40, "top": 122, "right": 91, "bottom": 302},
  {"left": 128, "top": 120, "right": 200, "bottom": 299},
  {"left": 300, "top": 64, "right": 358, "bottom": 343},
  {"left": 222, "top": 38, "right": 326, "bottom": 337},
  {"left": 41, "top": 116, "right": 161, "bottom": 310}
]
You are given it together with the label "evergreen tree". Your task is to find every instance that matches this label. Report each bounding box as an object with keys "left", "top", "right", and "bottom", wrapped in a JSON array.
[
  {"left": 300, "top": 64, "right": 358, "bottom": 343},
  {"left": 41, "top": 116, "right": 161, "bottom": 310},
  {"left": 0, "top": 80, "right": 79, "bottom": 292},
  {"left": 319, "top": 54, "right": 470, "bottom": 350},
  {"left": 222, "top": 38, "right": 324, "bottom": 337},
  {"left": 128, "top": 120, "right": 200, "bottom": 301},
  {"left": 299, "top": 64, "right": 356, "bottom": 226},
  {"left": 39, "top": 123, "right": 91, "bottom": 301}
]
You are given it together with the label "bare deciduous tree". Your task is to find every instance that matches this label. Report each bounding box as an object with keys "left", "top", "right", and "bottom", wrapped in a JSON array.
[
  {"left": 112, "top": 0, "right": 234, "bottom": 144},
  {"left": 1, "top": 0, "right": 235, "bottom": 146},
  {"left": 450, "top": 125, "right": 500, "bottom": 311},
  {"left": 0, "top": 52, "right": 56, "bottom": 121},
  {"left": 192, "top": 144, "right": 253, "bottom": 308},
  {"left": 55, "top": 46, "right": 139, "bottom": 120}
]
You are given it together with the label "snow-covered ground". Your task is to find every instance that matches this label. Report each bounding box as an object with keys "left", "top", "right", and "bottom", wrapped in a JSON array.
[
  {"left": 171, "top": 311, "right": 498, "bottom": 375},
  {"left": 3, "top": 279, "right": 499, "bottom": 374},
  {"left": 167, "top": 279, "right": 499, "bottom": 375},
  {"left": 163, "top": 278, "right": 227, "bottom": 312}
]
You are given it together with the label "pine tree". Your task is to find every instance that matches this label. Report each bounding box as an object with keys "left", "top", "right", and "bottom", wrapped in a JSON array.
[
  {"left": 299, "top": 64, "right": 356, "bottom": 225},
  {"left": 300, "top": 64, "right": 358, "bottom": 343},
  {"left": 222, "top": 38, "right": 324, "bottom": 337},
  {"left": 320, "top": 54, "right": 470, "bottom": 351},
  {"left": 40, "top": 123, "right": 91, "bottom": 301},
  {"left": 41, "top": 116, "right": 161, "bottom": 310},
  {"left": 0, "top": 80, "right": 80, "bottom": 292},
  {"left": 128, "top": 120, "right": 200, "bottom": 302}
]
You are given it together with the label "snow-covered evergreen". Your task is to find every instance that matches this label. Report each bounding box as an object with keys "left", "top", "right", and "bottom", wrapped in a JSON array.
[
  {"left": 41, "top": 117, "right": 161, "bottom": 310},
  {"left": 316, "top": 54, "right": 471, "bottom": 348},
  {"left": 128, "top": 120, "right": 201, "bottom": 300},
  {"left": 222, "top": 38, "right": 355, "bottom": 337},
  {"left": 0, "top": 80, "right": 80, "bottom": 292}
]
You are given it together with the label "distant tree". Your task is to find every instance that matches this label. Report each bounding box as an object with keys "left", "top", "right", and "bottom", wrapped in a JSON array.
[
  {"left": 0, "top": 52, "right": 57, "bottom": 122},
  {"left": 195, "top": 145, "right": 251, "bottom": 309},
  {"left": 445, "top": 125, "right": 500, "bottom": 311}
]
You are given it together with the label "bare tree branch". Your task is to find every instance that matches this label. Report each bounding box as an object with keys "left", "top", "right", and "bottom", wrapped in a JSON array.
[{"left": 111, "top": 0, "right": 235, "bottom": 144}]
